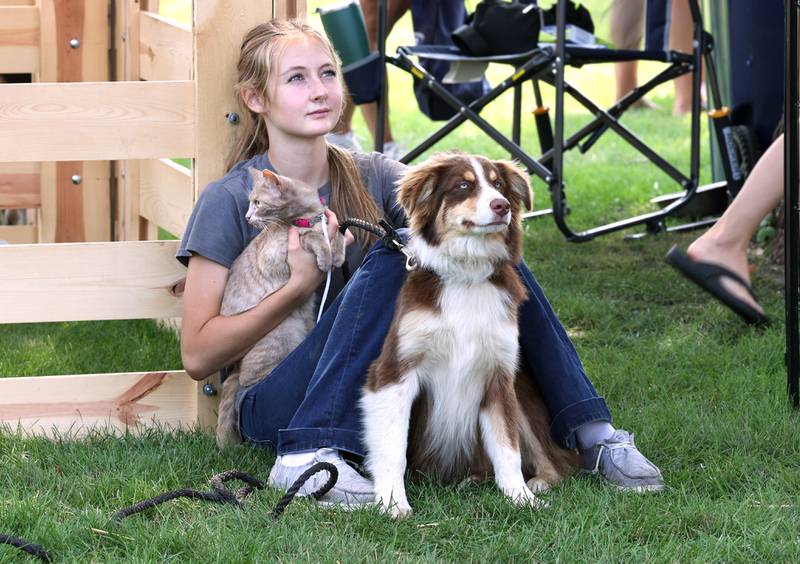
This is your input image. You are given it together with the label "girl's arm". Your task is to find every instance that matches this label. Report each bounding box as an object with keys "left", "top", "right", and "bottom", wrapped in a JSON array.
[{"left": 180, "top": 226, "right": 329, "bottom": 380}]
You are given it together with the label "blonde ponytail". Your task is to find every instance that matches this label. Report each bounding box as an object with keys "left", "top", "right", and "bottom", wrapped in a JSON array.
[{"left": 327, "top": 144, "right": 382, "bottom": 250}]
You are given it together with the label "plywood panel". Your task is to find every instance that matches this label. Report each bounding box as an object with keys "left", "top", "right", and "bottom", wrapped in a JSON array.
[
  {"left": 0, "top": 6, "right": 39, "bottom": 73},
  {"left": 139, "top": 11, "right": 191, "bottom": 81},
  {"left": 0, "top": 81, "right": 195, "bottom": 162},
  {"left": 0, "top": 371, "right": 219, "bottom": 437},
  {"left": 193, "top": 2, "right": 272, "bottom": 198},
  {"left": 139, "top": 158, "right": 192, "bottom": 238},
  {"left": 0, "top": 239, "right": 186, "bottom": 322}
]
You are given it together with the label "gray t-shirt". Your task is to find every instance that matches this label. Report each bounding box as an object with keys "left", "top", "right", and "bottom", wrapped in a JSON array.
[{"left": 177, "top": 151, "right": 408, "bottom": 306}]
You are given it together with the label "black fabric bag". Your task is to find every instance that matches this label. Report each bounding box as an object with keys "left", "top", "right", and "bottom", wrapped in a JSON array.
[
  {"left": 541, "top": 1, "right": 594, "bottom": 34},
  {"left": 451, "top": 0, "right": 541, "bottom": 57},
  {"left": 411, "top": 0, "right": 490, "bottom": 121}
]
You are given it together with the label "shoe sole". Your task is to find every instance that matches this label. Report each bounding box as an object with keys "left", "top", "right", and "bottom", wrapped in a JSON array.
[{"left": 613, "top": 483, "right": 666, "bottom": 493}]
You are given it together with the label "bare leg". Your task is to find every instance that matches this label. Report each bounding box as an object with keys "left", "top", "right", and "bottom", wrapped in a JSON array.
[
  {"left": 669, "top": 0, "right": 703, "bottom": 116},
  {"left": 353, "top": 0, "right": 412, "bottom": 146},
  {"left": 610, "top": 0, "right": 652, "bottom": 108},
  {"left": 687, "top": 134, "right": 785, "bottom": 313}
]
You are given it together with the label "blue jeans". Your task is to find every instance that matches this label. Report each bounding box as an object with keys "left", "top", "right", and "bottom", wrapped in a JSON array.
[{"left": 239, "top": 234, "right": 611, "bottom": 455}]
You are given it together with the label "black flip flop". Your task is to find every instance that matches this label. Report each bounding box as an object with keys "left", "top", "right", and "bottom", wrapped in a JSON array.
[{"left": 666, "top": 244, "right": 769, "bottom": 326}]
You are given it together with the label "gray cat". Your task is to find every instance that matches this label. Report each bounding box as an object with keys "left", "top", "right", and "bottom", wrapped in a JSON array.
[{"left": 215, "top": 168, "right": 346, "bottom": 448}]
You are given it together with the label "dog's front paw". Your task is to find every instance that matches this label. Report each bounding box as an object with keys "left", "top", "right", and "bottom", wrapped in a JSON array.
[
  {"left": 505, "top": 486, "right": 549, "bottom": 510},
  {"left": 376, "top": 494, "right": 413, "bottom": 519},
  {"left": 526, "top": 477, "right": 552, "bottom": 494}
]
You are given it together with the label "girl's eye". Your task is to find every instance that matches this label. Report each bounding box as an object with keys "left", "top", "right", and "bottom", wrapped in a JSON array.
[
  {"left": 288, "top": 73, "right": 304, "bottom": 83},
  {"left": 321, "top": 69, "right": 337, "bottom": 79}
]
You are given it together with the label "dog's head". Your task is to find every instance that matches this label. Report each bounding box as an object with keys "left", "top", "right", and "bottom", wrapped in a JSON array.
[{"left": 396, "top": 152, "right": 532, "bottom": 262}]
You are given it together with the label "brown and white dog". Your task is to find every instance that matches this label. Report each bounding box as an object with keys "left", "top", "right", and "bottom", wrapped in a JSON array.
[{"left": 362, "top": 152, "right": 579, "bottom": 517}]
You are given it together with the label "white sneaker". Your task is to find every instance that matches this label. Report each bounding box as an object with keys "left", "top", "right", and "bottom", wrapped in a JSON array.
[
  {"left": 326, "top": 131, "right": 362, "bottom": 152},
  {"left": 382, "top": 141, "right": 406, "bottom": 161},
  {"left": 268, "top": 448, "right": 374, "bottom": 507}
]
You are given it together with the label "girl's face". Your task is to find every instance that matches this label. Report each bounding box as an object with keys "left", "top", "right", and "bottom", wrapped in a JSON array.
[{"left": 263, "top": 38, "right": 343, "bottom": 142}]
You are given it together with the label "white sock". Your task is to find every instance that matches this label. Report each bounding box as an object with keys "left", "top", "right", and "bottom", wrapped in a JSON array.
[
  {"left": 278, "top": 450, "right": 316, "bottom": 467},
  {"left": 576, "top": 421, "right": 616, "bottom": 449}
]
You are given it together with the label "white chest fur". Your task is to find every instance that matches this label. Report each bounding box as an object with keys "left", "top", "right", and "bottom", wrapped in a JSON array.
[{"left": 398, "top": 280, "right": 520, "bottom": 466}]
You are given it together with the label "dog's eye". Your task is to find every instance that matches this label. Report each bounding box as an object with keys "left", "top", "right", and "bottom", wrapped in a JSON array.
[
  {"left": 457, "top": 181, "right": 470, "bottom": 190},
  {"left": 493, "top": 179, "right": 502, "bottom": 188}
]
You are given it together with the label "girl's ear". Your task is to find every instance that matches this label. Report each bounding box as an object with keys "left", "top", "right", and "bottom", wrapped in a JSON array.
[{"left": 242, "top": 88, "right": 267, "bottom": 113}]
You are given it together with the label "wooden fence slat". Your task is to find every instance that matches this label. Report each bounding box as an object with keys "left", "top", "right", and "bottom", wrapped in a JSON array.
[
  {"left": 0, "top": 81, "right": 196, "bottom": 162},
  {"left": 0, "top": 162, "right": 40, "bottom": 208},
  {"left": 0, "top": 240, "right": 186, "bottom": 323},
  {"left": 139, "top": 158, "right": 192, "bottom": 238},
  {"left": 0, "top": 370, "right": 219, "bottom": 438},
  {"left": 0, "top": 6, "right": 39, "bottom": 73},
  {"left": 0, "top": 224, "right": 36, "bottom": 243},
  {"left": 139, "top": 11, "right": 192, "bottom": 81}
]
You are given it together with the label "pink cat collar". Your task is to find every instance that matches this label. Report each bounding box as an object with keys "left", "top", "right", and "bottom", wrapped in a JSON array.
[{"left": 292, "top": 212, "right": 325, "bottom": 228}]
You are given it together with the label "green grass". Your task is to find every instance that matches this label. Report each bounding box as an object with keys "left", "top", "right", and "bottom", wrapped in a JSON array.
[{"left": 3, "top": 2, "right": 799, "bottom": 561}]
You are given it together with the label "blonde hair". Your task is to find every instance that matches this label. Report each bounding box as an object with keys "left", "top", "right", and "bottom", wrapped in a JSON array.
[{"left": 226, "top": 19, "right": 380, "bottom": 248}]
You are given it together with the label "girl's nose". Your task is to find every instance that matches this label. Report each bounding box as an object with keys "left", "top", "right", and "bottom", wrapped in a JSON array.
[{"left": 310, "top": 77, "right": 327, "bottom": 101}]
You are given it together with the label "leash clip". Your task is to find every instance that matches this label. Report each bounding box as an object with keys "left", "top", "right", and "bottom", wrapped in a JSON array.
[
  {"left": 400, "top": 245, "right": 418, "bottom": 271},
  {"left": 379, "top": 219, "right": 418, "bottom": 271}
]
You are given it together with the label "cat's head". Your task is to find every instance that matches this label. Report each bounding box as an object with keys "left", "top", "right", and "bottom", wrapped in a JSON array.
[{"left": 245, "top": 168, "right": 325, "bottom": 229}]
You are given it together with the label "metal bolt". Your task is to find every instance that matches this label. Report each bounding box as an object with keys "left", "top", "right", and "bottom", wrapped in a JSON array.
[
  {"left": 225, "top": 112, "right": 240, "bottom": 125},
  {"left": 69, "top": 38, "right": 80, "bottom": 49},
  {"left": 202, "top": 383, "right": 217, "bottom": 396},
  {"left": 71, "top": 174, "right": 82, "bottom": 185}
]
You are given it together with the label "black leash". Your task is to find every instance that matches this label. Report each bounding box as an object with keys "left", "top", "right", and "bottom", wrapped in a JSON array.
[
  {"left": 2, "top": 462, "right": 339, "bottom": 560},
  {"left": 0, "top": 534, "right": 52, "bottom": 562},
  {"left": 340, "top": 217, "right": 418, "bottom": 271},
  {"left": 113, "top": 469, "right": 264, "bottom": 521},
  {"left": 113, "top": 462, "right": 338, "bottom": 522}
]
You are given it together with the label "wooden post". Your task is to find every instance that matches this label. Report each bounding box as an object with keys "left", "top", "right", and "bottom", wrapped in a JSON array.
[
  {"left": 36, "top": 0, "right": 56, "bottom": 242},
  {"left": 115, "top": 0, "right": 141, "bottom": 241}
]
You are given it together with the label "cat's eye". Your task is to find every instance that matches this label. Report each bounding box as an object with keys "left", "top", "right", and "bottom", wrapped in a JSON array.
[{"left": 253, "top": 199, "right": 262, "bottom": 207}]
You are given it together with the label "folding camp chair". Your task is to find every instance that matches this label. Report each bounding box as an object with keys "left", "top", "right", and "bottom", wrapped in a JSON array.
[{"left": 373, "top": 0, "right": 746, "bottom": 242}]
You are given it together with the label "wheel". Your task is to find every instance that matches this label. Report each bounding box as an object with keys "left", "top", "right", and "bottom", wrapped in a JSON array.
[{"left": 729, "top": 124, "right": 761, "bottom": 179}]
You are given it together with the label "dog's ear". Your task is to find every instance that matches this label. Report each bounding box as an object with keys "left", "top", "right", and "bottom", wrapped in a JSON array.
[
  {"left": 396, "top": 163, "right": 439, "bottom": 218},
  {"left": 495, "top": 160, "right": 533, "bottom": 211}
]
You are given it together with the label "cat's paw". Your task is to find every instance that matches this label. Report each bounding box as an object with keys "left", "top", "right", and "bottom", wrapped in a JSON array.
[
  {"left": 315, "top": 251, "right": 333, "bottom": 272},
  {"left": 332, "top": 232, "right": 347, "bottom": 268}
]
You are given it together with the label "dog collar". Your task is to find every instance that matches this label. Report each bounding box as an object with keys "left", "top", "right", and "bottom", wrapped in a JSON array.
[{"left": 292, "top": 211, "right": 325, "bottom": 228}]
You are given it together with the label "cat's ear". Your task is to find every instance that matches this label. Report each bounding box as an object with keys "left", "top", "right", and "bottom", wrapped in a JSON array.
[
  {"left": 261, "top": 169, "right": 284, "bottom": 191},
  {"left": 248, "top": 167, "right": 282, "bottom": 194}
]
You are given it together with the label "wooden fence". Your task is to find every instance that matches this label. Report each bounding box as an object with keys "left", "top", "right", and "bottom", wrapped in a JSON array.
[{"left": 0, "top": 0, "right": 306, "bottom": 437}]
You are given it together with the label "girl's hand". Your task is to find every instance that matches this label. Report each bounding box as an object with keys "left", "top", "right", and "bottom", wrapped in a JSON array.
[
  {"left": 285, "top": 226, "right": 326, "bottom": 297},
  {"left": 324, "top": 208, "right": 355, "bottom": 247}
]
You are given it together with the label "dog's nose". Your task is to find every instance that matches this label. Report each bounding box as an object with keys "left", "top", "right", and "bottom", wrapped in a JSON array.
[{"left": 490, "top": 198, "right": 510, "bottom": 216}]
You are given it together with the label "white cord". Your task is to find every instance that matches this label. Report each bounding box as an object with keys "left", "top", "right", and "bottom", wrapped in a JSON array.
[{"left": 317, "top": 213, "right": 333, "bottom": 323}]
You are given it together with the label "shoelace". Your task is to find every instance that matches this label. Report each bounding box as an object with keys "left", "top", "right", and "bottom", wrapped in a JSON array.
[{"left": 590, "top": 434, "right": 635, "bottom": 473}]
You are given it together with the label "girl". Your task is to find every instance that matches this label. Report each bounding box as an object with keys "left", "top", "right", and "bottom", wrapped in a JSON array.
[{"left": 177, "top": 19, "right": 664, "bottom": 507}]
